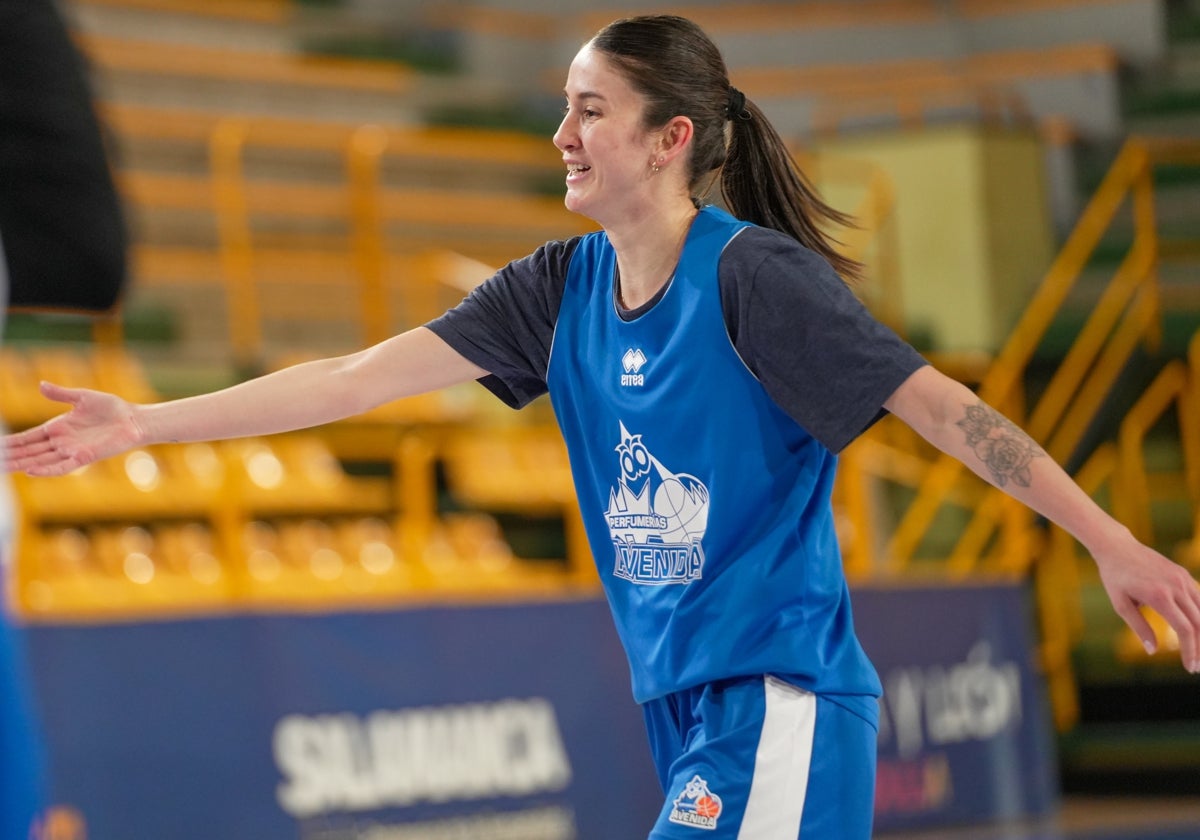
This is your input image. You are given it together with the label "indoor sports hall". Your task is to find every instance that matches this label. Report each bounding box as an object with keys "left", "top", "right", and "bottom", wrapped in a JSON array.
[{"left": 1, "top": 1, "right": 1198, "bottom": 838}]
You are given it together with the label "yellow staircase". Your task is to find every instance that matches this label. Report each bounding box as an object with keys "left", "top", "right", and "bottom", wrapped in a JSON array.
[{"left": 835, "top": 137, "right": 1200, "bottom": 757}]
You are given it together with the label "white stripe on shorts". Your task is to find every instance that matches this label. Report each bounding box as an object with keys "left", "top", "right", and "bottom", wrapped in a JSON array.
[{"left": 737, "top": 676, "right": 816, "bottom": 839}]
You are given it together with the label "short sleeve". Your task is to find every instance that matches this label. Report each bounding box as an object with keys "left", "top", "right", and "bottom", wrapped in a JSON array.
[
  {"left": 720, "top": 227, "right": 927, "bottom": 453},
  {"left": 425, "top": 238, "right": 578, "bottom": 409}
]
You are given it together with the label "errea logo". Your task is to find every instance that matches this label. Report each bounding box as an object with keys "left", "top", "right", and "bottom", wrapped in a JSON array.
[{"left": 621, "top": 348, "right": 647, "bottom": 387}]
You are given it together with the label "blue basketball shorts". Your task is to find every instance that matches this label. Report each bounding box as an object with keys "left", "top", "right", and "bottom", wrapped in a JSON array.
[{"left": 642, "top": 675, "right": 877, "bottom": 840}]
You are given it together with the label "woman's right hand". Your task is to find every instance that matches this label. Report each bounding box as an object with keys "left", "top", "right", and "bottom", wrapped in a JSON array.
[{"left": 2, "top": 381, "right": 145, "bottom": 476}]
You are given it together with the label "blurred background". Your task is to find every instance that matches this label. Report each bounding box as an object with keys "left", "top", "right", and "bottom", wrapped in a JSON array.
[{"left": 2, "top": 0, "right": 1199, "bottom": 838}]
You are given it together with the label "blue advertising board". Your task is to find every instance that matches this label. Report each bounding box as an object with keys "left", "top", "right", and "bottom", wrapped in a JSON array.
[
  {"left": 25, "top": 598, "right": 662, "bottom": 840},
  {"left": 18, "top": 582, "right": 1058, "bottom": 838},
  {"left": 855, "top": 582, "right": 1059, "bottom": 831}
]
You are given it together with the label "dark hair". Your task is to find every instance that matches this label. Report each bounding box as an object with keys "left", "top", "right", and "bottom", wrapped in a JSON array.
[{"left": 590, "top": 15, "right": 861, "bottom": 282}]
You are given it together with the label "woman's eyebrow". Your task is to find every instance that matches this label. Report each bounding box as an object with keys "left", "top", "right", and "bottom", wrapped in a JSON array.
[{"left": 565, "top": 90, "right": 607, "bottom": 103}]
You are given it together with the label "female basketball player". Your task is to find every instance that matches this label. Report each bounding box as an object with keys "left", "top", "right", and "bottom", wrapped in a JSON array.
[{"left": 6, "top": 15, "right": 1199, "bottom": 839}]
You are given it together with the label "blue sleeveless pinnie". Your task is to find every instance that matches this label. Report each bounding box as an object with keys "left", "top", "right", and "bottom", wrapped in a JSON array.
[{"left": 545, "top": 205, "right": 880, "bottom": 708}]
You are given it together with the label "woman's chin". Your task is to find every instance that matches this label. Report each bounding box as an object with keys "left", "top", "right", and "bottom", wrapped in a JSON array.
[{"left": 563, "top": 193, "right": 597, "bottom": 222}]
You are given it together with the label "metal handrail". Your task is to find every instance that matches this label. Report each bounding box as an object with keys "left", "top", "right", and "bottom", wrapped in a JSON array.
[
  {"left": 882, "top": 139, "right": 1162, "bottom": 571},
  {"left": 1181, "top": 332, "right": 1200, "bottom": 566},
  {"left": 210, "top": 119, "right": 261, "bottom": 370},
  {"left": 832, "top": 136, "right": 1200, "bottom": 734},
  {"left": 1114, "top": 360, "right": 1191, "bottom": 547},
  {"left": 1037, "top": 441, "right": 1118, "bottom": 731},
  {"left": 205, "top": 116, "right": 587, "bottom": 367},
  {"left": 947, "top": 280, "right": 1164, "bottom": 574},
  {"left": 347, "top": 125, "right": 393, "bottom": 347}
]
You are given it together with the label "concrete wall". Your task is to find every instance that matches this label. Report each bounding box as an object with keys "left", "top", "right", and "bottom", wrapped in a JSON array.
[{"left": 815, "top": 125, "right": 1056, "bottom": 354}]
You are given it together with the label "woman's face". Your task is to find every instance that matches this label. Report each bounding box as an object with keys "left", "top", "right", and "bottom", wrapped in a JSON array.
[{"left": 553, "top": 45, "right": 662, "bottom": 226}]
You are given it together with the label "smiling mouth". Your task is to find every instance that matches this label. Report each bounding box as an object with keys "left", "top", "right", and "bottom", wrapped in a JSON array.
[{"left": 567, "top": 165, "right": 591, "bottom": 176}]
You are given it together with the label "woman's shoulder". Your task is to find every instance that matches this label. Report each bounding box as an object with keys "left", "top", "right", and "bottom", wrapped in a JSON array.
[
  {"left": 482, "top": 235, "right": 587, "bottom": 296},
  {"left": 728, "top": 222, "right": 826, "bottom": 260},
  {"left": 722, "top": 223, "right": 846, "bottom": 293}
]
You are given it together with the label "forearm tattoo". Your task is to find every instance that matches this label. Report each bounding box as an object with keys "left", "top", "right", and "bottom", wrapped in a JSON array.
[{"left": 955, "top": 400, "right": 1044, "bottom": 488}]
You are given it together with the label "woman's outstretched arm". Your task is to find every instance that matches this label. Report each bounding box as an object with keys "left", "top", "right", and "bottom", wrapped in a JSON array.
[
  {"left": 885, "top": 364, "right": 1200, "bottom": 673},
  {"left": 4, "top": 327, "right": 487, "bottom": 476}
]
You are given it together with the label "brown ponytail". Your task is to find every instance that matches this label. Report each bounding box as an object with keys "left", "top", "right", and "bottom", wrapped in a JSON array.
[{"left": 722, "top": 97, "right": 862, "bottom": 282}]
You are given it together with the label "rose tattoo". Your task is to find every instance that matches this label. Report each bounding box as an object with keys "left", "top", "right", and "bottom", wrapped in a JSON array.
[{"left": 955, "top": 402, "right": 1043, "bottom": 488}]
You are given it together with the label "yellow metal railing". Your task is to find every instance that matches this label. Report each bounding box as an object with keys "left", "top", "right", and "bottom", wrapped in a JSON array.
[
  {"left": 1034, "top": 326, "right": 1199, "bottom": 723},
  {"left": 210, "top": 120, "right": 262, "bottom": 369},
  {"left": 1187, "top": 332, "right": 1200, "bottom": 562},
  {"left": 836, "top": 136, "right": 1200, "bottom": 730},
  {"left": 866, "top": 139, "right": 1169, "bottom": 574},
  {"left": 346, "top": 124, "right": 394, "bottom": 347},
  {"left": 341, "top": 124, "right": 593, "bottom": 338},
  {"left": 1036, "top": 439, "right": 1116, "bottom": 729},
  {"left": 1166, "top": 328, "right": 1200, "bottom": 571},
  {"left": 1114, "top": 359, "right": 1190, "bottom": 547},
  {"left": 204, "top": 116, "right": 586, "bottom": 368}
]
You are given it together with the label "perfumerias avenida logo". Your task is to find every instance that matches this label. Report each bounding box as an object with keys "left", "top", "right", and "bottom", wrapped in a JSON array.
[{"left": 607, "top": 422, "right": 710, "bottom": 585}]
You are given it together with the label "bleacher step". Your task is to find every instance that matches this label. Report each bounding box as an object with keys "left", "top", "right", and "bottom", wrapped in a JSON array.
[
  {"left": 65, "top": 0, "right": 294, "bottom": 53},
  {"left": 85, "top": 60, "right": 419, "bottom": 125}
]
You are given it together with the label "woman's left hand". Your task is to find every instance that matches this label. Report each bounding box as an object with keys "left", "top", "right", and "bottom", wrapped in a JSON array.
[{"left": 1093, "top": 532, "right": 1200, "bottom": 673}]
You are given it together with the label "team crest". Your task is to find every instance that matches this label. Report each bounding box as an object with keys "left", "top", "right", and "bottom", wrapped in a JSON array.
[
  {"left": 669, "top": 774, "right": 723, "bottom": 830},
  {"left": 607, "top": 422, "right": 710, "bottom": 585}
]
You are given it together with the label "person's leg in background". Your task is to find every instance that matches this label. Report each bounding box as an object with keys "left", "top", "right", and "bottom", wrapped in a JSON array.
[
  {"left": 0, "top": 2, "right": 128, "bottom": 832},
  {"left": 0, "top": 235, "right": 50, "bottom": 840}
]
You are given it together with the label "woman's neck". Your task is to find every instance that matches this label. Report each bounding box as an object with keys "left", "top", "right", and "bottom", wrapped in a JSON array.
[{"left": 607, "top": 200, "right": 699, "bottom": 310}]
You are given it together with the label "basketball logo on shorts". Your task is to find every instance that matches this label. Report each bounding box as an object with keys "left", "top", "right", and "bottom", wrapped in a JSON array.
[
  {"left": 606, "top": 422, "right": 709, "bottom": 585},
  {"left": 669, "top": 774, "right": 723, "bottom": 830}
]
